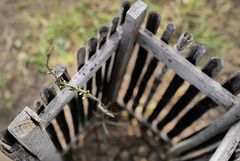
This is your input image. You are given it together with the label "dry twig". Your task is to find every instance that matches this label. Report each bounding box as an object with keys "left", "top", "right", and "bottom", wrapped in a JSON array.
[{"left": 45, "top": 47, "right": 115, "bottom": 118}]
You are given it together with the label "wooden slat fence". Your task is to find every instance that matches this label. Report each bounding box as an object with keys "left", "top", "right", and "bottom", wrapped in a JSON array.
[{"left": 1, "top": 1, "right": 240, "bottom": 161}]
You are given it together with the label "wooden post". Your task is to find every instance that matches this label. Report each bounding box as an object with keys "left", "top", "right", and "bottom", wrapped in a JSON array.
[
  {"left": 123, "top": 11, "right": 161, "bottom": 105},
  {"left": 8, "top": 107, "right": 62, "bottom": 161},
  {"left": 108, "top": 0, "right": 148, "bottom": 103},
  {"left": 132, "top": 23, "right": 175, "bottom": 111}
]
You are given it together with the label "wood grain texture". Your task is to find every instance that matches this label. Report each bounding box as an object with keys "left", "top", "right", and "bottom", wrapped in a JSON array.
[
  {"left": 136, "top": 27, "right": 239, "bottom": 110},
  {"left": 168, "top": 72, "right": 240, "bottom": 139},
  {"left": 34, "top": 100, "right": 45, "bottom": 115},
  {"left": 0, "top": 142, "right": 39, "bottom": 161},
  {"left": 42, "top": 85, "right": 71, "bottom": 145},
  {"left": 86, "top": 37, "right": 98, "bottom": 120},
  {"left": 123, "top": 11, "right": 161, "bottom": 104},
  {"left": 76, "top": 47, "right": 86, "bottom": 126},
  {"left": 108, "top": 0, "right": 148, "bottom": 103},
  {"left": 53, "top": 66, "right": 79, "bottom": 136},
  {"left": 40, "top": 86, "right": 63, "bottom": 152},
  {"left": 157, "top": 57, "right": 224, "bottom": 130},
  {"left": 169, "top": 103, "right": 240, "bottom": 157},
  {"left": 40, "top": 27, "right": 121, "bottom": 127},
  {"left": 210, "top": 121, "right": 240, "bottom": 161},
  {"left": 147, "top": 44, "right": 205, "bottom": 123},
  {"left": 102, "top": 17, "right": 120, "bottom": 104},
  {"left": 8, "top": 107, "right": 62, "bottom": 161},
  {"left": 132, "top": 23, "right": 174, "bottom": 111}
]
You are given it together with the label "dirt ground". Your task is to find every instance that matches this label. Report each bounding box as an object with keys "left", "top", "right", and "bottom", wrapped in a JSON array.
[{"left": 0, "top": 0, "right": 240, "bottom": 161}]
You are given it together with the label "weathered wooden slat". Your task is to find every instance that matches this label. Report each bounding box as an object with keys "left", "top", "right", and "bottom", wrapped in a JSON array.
[
  {"left": 136, "top": 27, "right": 240, "bottom": 109},
  {"left": 102, "top": 17, "right": 119, "bottom": 104},
  {"left": 53, "top": 66, "right": 80, "bottom": 136},
  {"left": 118, "top": 0, "right": 131, "bottom": 26},
  {"left": 174, "top": 32, "right": 193, "bottom": 55},
  {"left": 34, "top": 100, "right": 45, "bottom": 115},
  {"left": 229, "top": 145, "right": 240, "bottom": 161},
  {"left": 40, "top": 86, "right": 64, "bottom": 152},
  {"left": 136, "top": 27, "right": 239, "bottom": 110},
  {"left": 76, "top": 47, "right": 86, "bottom": 126},
  {"left": 0, "top": 128, "right": 17, "bottom": 146},
  {"left": 8, "top": 107, "right": 62, "bottom": 161},
  {"left": 42, "top": 84, "right": 71, "bottom": 145},
  {"left": 169, "top": 102, "right": 240, "bottom": 157},
  {"left": 210, "top": 121, "right": 240, "bottom": 161},
  {"left": 157, "top": 57, "right": 224, "bottom": 130},
  {"left": 116, "top": 99, "right": 171, "bottom": 144},
  {"left": 142, "top": 31, "right": 192, "bottom": 115},
  {"left": 176, "top": 141, "right": 220, "bottom": 161},
  {"left": 168, "top": 72, "right": 240, "bottom": 139},
  {"left": 131, "top": 23, "right": 175, "bottom": 111},
  {"left": 106, "top": 16, "right": 119, "bottom": 40},
  {"left": 0, "top": 143, "right": 39, "bottom": 161},
  {"left": 147, "top": 44, "right": 205, "bottom": 123},
  {"left": 123, "top": 11, "right": 161, "bottom": 104},
  {"left": 96, "top": 26, "right": 109, "bottom": 98},
  {"left": 86, "top": 37, "right": 98, "bottom": 120},
  {"left": 40, "top": 25, "right": 121, "bottom": 127},
  {"left": 108, "top": 0, "right": 148, "bottom": 103}
]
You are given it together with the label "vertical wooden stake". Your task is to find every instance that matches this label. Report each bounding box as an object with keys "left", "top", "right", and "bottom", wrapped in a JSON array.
[
  {"left": 108, "top": 0, "right": 148, "bottom": 103},
  {"left": 8, "top": 107, "right": 62, "bottom": 161}
]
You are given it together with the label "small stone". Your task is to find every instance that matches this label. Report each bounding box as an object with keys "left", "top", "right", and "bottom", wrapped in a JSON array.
[
  {"left": 107, "top": 146, "right": 120, "bottom": 159},
  {"left": 148, "top": 153, "right": 159, "bottom": 161},
  {"left": 120, "top": 150, "right": 130, "bottom": 160},
  {"left": 140, "top": 157, "right": 147, "bottom": 161},
  {"left": 138, "top": 145, "right": 150, "bottom": 157},
  {"left": 133, "top": 156, "right": 141, "bottom": 161}
]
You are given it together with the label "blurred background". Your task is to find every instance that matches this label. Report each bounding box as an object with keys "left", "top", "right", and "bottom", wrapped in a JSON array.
[{"left": 0, "top": 0, "right": 239, "bottom": 160}]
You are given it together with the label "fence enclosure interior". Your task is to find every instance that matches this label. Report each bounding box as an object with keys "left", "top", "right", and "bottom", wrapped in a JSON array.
[{"left": 1, "top": 0, "right": 240, "bottom": 161}]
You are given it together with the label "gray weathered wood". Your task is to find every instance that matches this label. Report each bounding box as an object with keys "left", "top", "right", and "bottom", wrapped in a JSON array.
[
  {"left": 76, "top": 47, "right": 86, "bottom": 126},
  {"left": 53, "top": 66, "right": 80, "bottom": 136},
  {"left": 102, "top": 16, "right": 119, "bottom": 103},
  {"left": 86, "top": 37, "right": 98, "bottom": 120},
  {"left": 124, "top": 11, "right": 161, "bottom": 106},
  {"left": 169, "top": 103, "right": 240, "bottom": 157},
  {"left": 136, "top": 27, "right": 240, "bottom": 110},
  {"left": 142, "top": 30, "right": 191, "bottom": 115},
  {"left": 108, "top": 0, "right": 148, "bottom": 103},
  {"left": 210, "top": 121, "right": 240, "bottom": 161},
  {"left": 8, "top": 107, "right": 62, "bottom": 161},
  {"left": 107, "top": 16, "right": 119, "bottom": 40},
  {"left": 40, "top": 86, "right": 63, "bottom": 152},
  {"left": 34, "top": 101, "right": 45, "bottom": 115},
  {"left": 0, "top": 128, "right": 16, "bottom": 146},
  {"left": 118, "top": 0, "right": 131, "bottom": 26},
  {"left": 177, "top": 141, "right": 220, "bottom": 161},
  {"left": 174, "top": 31, "right": 193, "bottom": 54},
  {"left": 39, "top": 25, "right": 121, "bottom": 127},
  {"left": 0, "top": 142, "right": 39, "bottom": 161}
]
